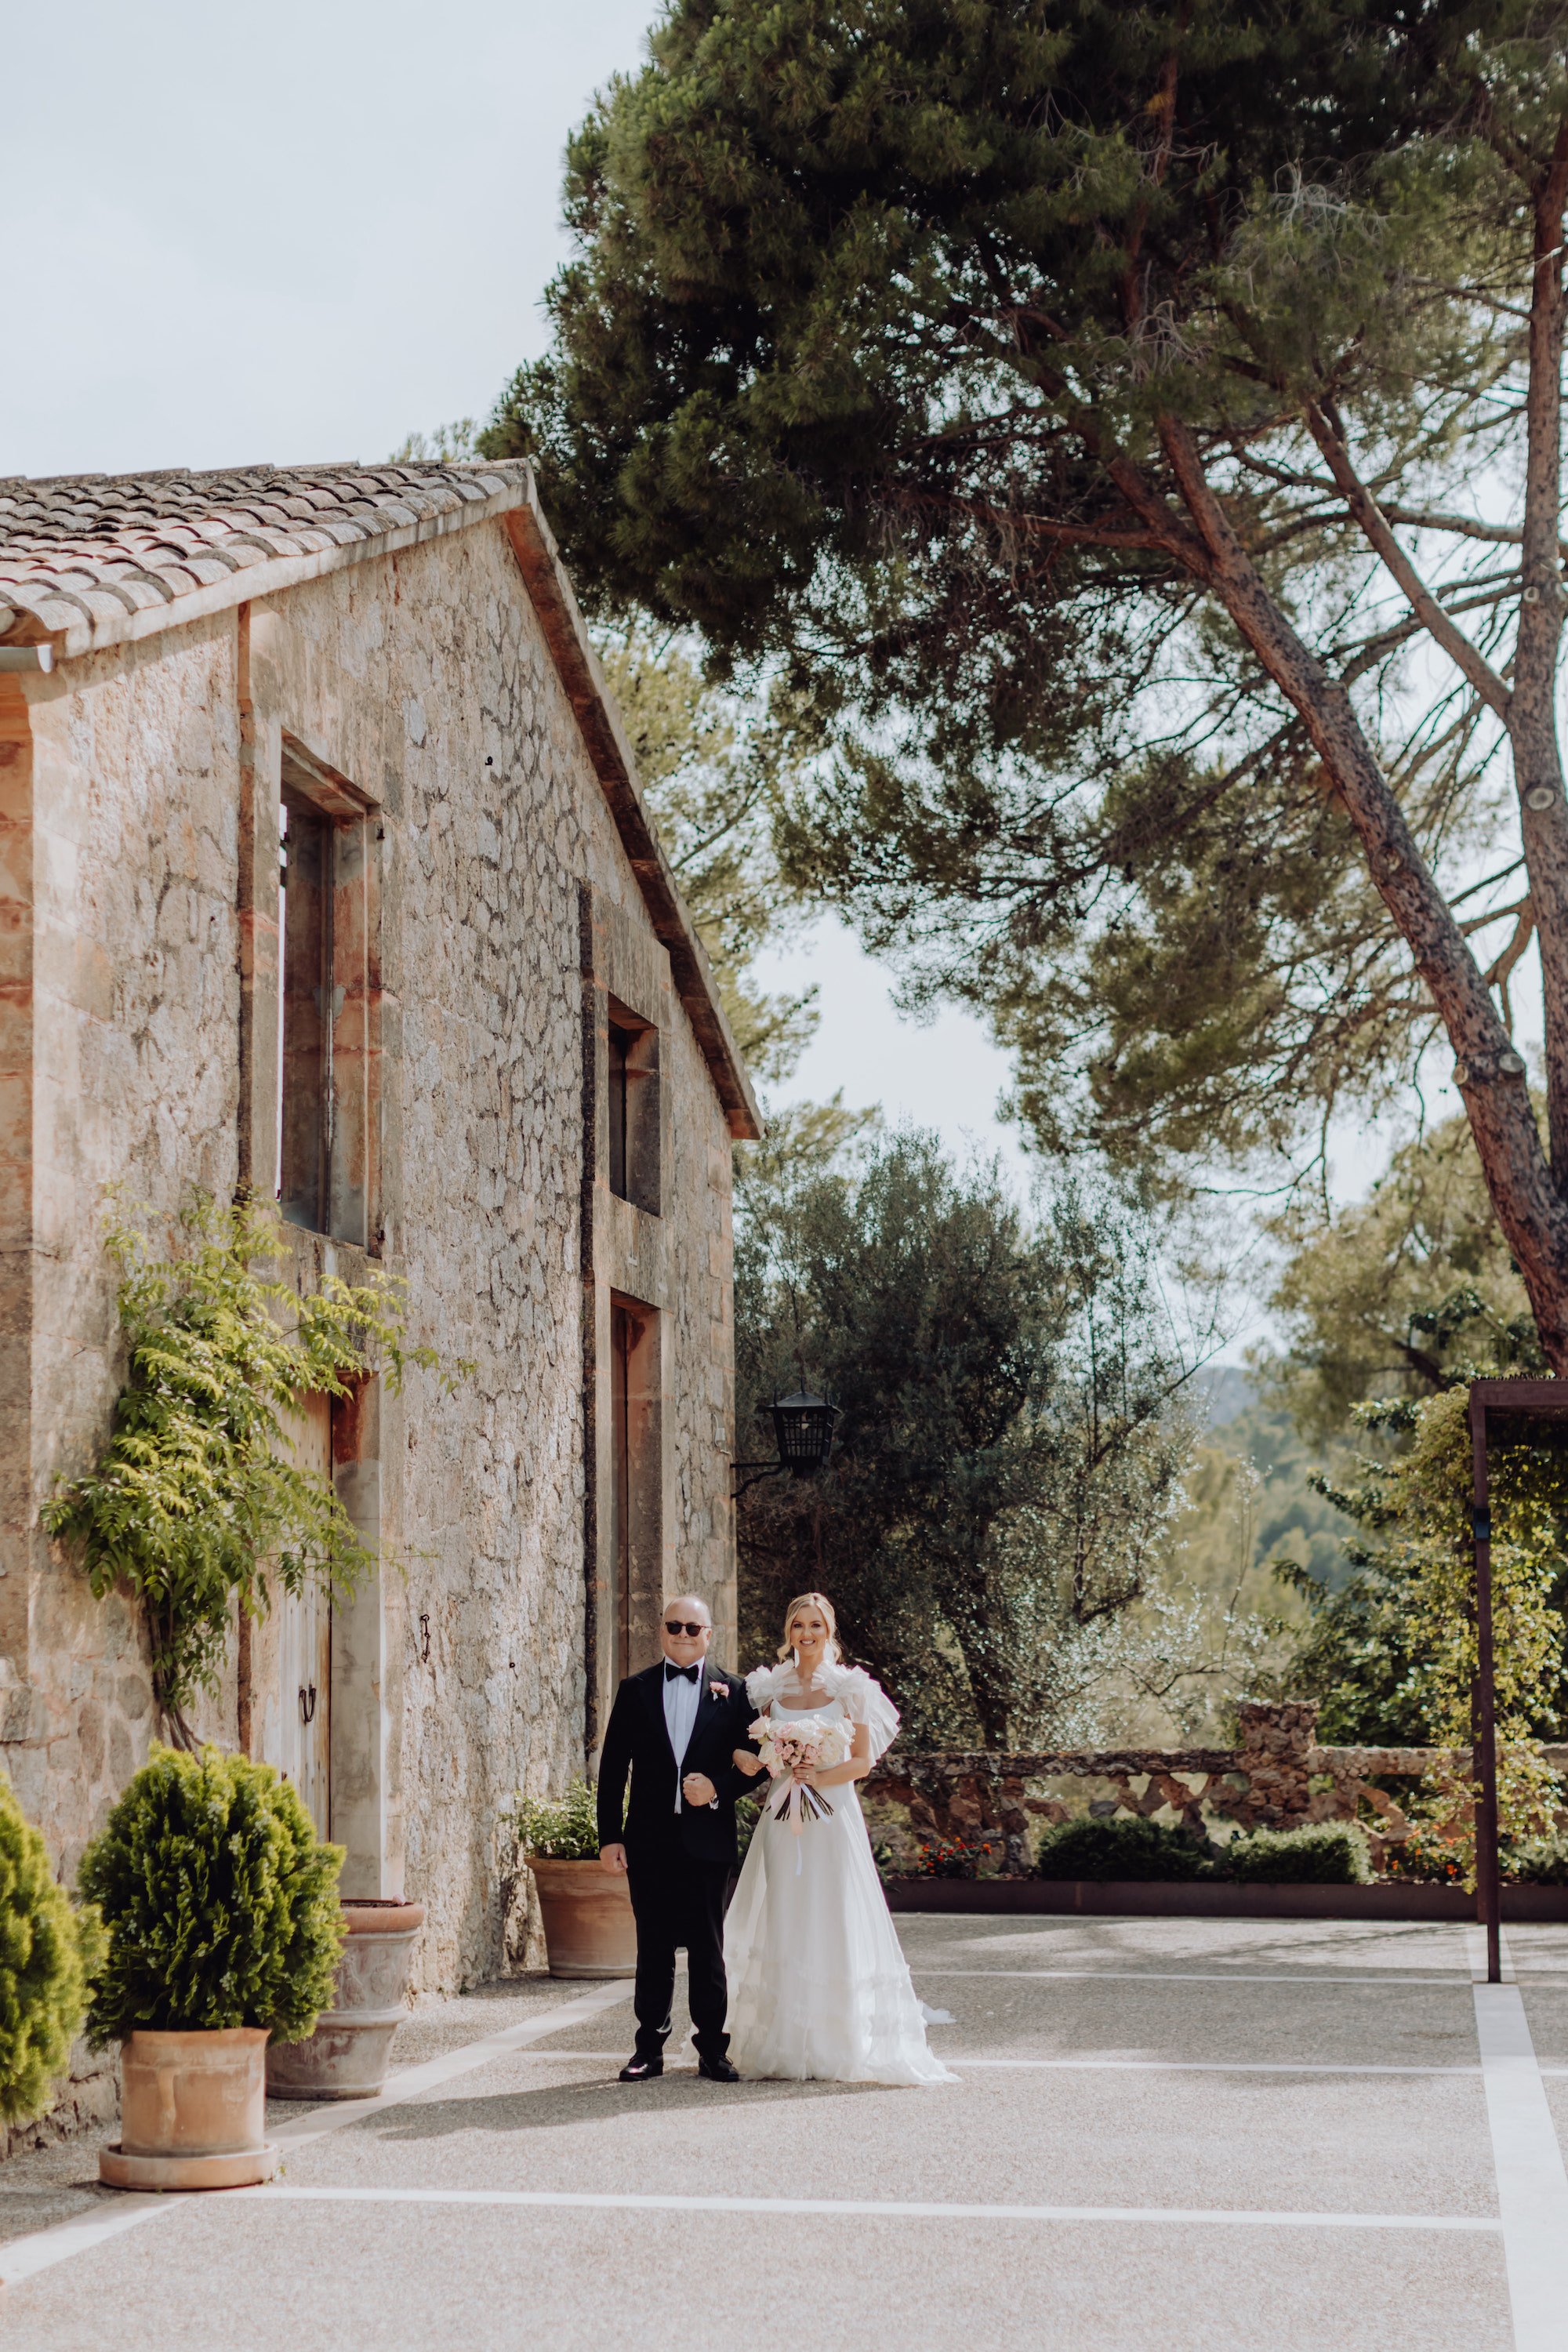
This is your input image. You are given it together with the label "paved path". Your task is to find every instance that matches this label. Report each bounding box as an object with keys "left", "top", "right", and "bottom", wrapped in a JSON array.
[{"left": 2, "top": 1913, "right": 1568, "bottom": 2351}]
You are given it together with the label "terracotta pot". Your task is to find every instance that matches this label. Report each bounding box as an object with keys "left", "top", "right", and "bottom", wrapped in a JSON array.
[
  {"left": 266, "top": 1897, "right": 426, "bottom": 2102},
  {"left": 100, "top": 2027, "right": 277, "bottom": 2191},
  {"left": 529, "top": 1857, "right": 637, "bottom": 1977}
]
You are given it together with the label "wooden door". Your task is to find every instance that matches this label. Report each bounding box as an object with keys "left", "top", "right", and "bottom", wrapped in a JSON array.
[{"left": 277, "top": 1394, "right": 332, "bottom": 1838}]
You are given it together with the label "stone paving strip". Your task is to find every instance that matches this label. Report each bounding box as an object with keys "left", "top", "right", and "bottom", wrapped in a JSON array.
[
  {"left": 955, "top": 2054, "right": 1485, "bottom": 2074},
  {"left": 913, "top": 1965, "right": 1519, "bottom": 1984},
  {"left": 471, "top": 2045, "right": 1486, "bottom": 2075},
  {"left": 236, "top": 2180, "right": 1503, "bottom": 2233},
  {"left": 1473, "top": 1984, "right": 1568, "bottom": 2352}
]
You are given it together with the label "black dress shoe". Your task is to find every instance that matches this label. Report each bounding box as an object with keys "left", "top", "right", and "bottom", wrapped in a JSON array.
[
  {"left": 619, "top": 2055, "right": 663, "bottom": 2081},
  {"left": 697, "top": 2055, "right": 740, "bottom": 2083}
]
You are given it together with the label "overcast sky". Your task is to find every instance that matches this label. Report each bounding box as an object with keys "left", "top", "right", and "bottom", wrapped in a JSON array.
[
  {"left": 5, "top": 1, "right": 652, "bottom": 476},
  {"left": 12, "top": 1, "right": 1439, "bottom": 1359},
  {"left": 6, "top": 0, "right": 1030, "bottom": 1191}
]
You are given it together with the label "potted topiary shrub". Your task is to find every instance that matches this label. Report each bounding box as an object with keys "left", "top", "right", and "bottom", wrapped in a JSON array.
[
  {"left": 0, "top": 1779, "right": 102, "bottom": 2134},
  {"left": 265, "top": 1894, "right": 426, "bottom": 2102},
  {"left": 514, "top": 1779, "right": 635, "bottom": 1978},
  {"left": 80, "top": 1744, "right": 345, "bottom": 2190}
]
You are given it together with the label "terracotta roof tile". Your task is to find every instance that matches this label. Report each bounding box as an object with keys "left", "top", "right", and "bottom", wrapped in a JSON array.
[
  {"left": 0, "top": 455, "right": 761, "bottom": 1137},
  {"left": 0, "top": 462, "right": 514, "bottom": 644}
]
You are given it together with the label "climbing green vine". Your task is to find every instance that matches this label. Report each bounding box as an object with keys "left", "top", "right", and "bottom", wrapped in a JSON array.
[{"left": 42, "top": 1193, "right": 465, "bottom": 1747}]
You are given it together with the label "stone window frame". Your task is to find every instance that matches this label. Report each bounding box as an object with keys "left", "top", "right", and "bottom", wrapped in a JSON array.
[
  {"left": 608, "top": 1292, "right": 663, "bottom": 1686},
  {"left": 275, "top": 735, "right": 383, "bottom": 1254},
  {"left": 580, "top": 884, "right": 675, "bottom": 1755},
  {"left": 605, "top": 996, "right": 660, "bottom": 1218}
]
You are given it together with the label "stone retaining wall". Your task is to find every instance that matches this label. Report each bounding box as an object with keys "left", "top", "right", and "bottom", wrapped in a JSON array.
[{"left": 865, "top": 1701, "right": 1568, "bottom": 1872}]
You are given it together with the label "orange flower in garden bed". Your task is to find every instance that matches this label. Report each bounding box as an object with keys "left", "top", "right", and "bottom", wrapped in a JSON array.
[
  {"left": 1379, "top": 1838, "right": 1464, "bottom": 1884},
  {"left": 913, "top": 1838, "right": 1000, "bottom": 1881}
]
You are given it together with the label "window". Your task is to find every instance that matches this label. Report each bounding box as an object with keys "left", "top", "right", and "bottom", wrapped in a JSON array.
[
  {"left": 605, "top": 1001, "right": 659, "bottom": 1216},
  {"left": 274, "top": 739, "right": 378, "bottom": 1249},
  {"left": 607, "top": 1018, "right": 631, "bottom": 1202},
  {"left": 609, "top": 1298, "right": 662, "bottom": 1678},
  {"left": 278, "top": 792, "right": 332, "bottom": 1234}
]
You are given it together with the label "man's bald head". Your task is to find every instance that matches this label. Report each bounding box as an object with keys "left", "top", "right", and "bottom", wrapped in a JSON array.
[{"left": 660, "top": 1594, "right": 713, "bottom": 1668}]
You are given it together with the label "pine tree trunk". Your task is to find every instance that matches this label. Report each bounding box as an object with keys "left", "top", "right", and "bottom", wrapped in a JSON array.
[{"left": 1152, "top": 388, "right": 1568, "bottom": 1370}]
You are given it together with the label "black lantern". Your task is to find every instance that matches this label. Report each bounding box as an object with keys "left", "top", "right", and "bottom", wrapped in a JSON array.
[
  {"left": 769, "top": 1391, "right": 840, "bottom": 1478},
  {"left": 732, "top": 1388, "right": 839, "bottom": 1495}
]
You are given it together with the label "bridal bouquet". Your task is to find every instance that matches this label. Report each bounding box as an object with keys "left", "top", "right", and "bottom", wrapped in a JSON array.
[{"left": 750, "top": 1714, "right": 856, "bottom": 1832}]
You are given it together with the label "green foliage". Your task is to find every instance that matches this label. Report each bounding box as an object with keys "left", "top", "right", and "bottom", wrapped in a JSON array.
[
  {"left": 1268, "top": 1116, "right": 1541, "bottom": 1446},
  {"left": 1181, "top": 1388, "right": 1356, "bottom": 1601},
  {"left": 1255, "top": 1122, "right": 1566, "bottom": 1748},
  {"left": 1034, "top": 1815, "right": 1213, "bottom": 1882},
  {"left": 1265, "top": 1555, "right": 1436, "bottom": 1748},
  {"left": 1338, "top": 1386, "right": 1566, "bottom": 1748},
  {"left": 1156, "top": 1382, "right": 1360, "bottom": 1730},
  {"left": 78, "top": 1746, "right": 345, "bottom": 2046},
  {"left": 1293, "top": 1384, "right": 1568, "bottom": 1882},
  {"left": 1223, "top": 1823, "right": 1373, "bottom": 1885},
  {"left": 1194, "top": 1383, "right": 1354, "bottom": 1590},
  {"left": 0, "top": 1783, "right": 103, "bottom": 2125},
  {"left": 492, "top": 0, "right": 1568, "bottom": 1186},
  {"left": 597, "top": 620, "right": 875, "bottom": 1184},
  {"left": 1035, "top": 1813, "right": 1371, "bottom": 1882},
  {"left": 737, "top": 1128, "right": 1207, "bottom": 1748},
  {"left": 42, "top": 1193, "right": 459, "bottom": 1744},
  {"left": 1504, "top": 1835, "right": 1568, "bottom": 1887},
  {"left": 595, "top": 621, "right": 818, "bottom": 1090},
  {"left": 514, "top": 1779, "right": 602, "bottom": 1862}
]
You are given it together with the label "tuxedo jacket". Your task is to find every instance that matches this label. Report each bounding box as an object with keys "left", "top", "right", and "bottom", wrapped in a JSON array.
[{"left": 596, "top": 1657, "right": 758, "bottom": 1869}]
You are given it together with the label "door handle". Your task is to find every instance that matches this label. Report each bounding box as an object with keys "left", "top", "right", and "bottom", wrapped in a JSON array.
[{"left": 299, "top": 1684, "right": 318, "bottom": 1726}]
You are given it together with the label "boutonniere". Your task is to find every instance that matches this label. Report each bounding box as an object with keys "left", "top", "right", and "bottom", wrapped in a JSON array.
[{"left": 709, "top": 1681, "right": 729, "bottom": 1700}]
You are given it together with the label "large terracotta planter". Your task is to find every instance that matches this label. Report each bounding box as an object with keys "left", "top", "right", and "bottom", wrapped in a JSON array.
[
  {"left": 266, "top": 1897, "right": 426, "bottom": 2101},
  {"left": 530, "top": 1857, "right": 637, "bottom": 1977},
  {"left": 100, "top": 2027, "right": 277, "bottom": 2190}
]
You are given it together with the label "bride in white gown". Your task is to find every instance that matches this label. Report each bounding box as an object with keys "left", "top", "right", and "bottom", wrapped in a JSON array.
[{"left": 724, "top": 1592, "right": 953, "bottom": 2086}]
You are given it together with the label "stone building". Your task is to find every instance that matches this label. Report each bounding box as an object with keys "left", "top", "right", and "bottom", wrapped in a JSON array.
[{"left": 0, "top": 460, "right": 759, "bottom": 1991}]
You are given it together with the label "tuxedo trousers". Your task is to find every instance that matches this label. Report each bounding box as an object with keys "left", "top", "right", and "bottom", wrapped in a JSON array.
[{"left": 625, "top": 1846, "right": 732, "bottom": 2061}]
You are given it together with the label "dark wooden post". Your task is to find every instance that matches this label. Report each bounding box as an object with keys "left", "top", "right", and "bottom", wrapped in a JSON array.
[{"left": 1468, "top": 1388, "right": 1502, "bottom": 1986}]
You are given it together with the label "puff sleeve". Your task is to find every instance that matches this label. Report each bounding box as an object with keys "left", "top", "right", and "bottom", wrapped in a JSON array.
[
  {"left": 744, "top": 1662, "right": 793, "bottom": 1711},
  {"left": 825, "top": 1664, "right": 901, "bottom": 1762}
]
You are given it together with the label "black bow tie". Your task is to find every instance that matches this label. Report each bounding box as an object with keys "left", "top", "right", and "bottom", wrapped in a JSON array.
[{"left": 664, "top": 1662, "right": 700, "bottom": 1683}]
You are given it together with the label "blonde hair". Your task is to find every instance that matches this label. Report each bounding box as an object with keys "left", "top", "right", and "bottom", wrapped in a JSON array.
[{"left": 777, "top": 1591, "right": 842, "bottom": 1665}]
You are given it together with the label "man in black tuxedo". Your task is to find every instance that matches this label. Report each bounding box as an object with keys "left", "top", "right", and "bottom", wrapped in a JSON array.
[{"left": 597, "top": 1593, "right": 757, "bottom": 2082}]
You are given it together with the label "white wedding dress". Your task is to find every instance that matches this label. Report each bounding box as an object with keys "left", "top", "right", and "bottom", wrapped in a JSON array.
[{"left": 723, "top": 1661, "right": 954, "bottom": 2086}]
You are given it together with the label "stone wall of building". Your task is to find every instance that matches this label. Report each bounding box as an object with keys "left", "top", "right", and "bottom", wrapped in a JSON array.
[
  {"left": 11, "top": 623, "right": 246, "bottom": 1874},
  {"left": 4, "top": 514, "right": 740, "bottom": 1999}
]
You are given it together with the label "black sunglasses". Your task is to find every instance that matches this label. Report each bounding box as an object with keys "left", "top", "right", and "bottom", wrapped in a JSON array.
[{"left": 664, "top": 1619, "right": 707, "bottom": 1638}]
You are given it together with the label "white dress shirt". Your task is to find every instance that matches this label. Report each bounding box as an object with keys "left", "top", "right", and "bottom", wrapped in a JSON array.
[{"left": 662, "top": 1660, "right": 711, "bottom": 1812}]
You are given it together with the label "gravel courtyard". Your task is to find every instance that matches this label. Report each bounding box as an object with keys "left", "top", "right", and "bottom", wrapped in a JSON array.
[{"left": 0, "top": 1912, "right": 1564, "bottom": 2352}]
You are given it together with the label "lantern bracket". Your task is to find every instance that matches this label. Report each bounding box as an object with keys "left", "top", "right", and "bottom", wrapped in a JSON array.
[{"left": 731, "top": 1390, "right": 840, "bottom": 1497}]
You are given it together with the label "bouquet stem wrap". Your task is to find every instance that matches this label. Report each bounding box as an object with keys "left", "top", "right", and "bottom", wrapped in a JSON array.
[
  {"left": 749, "top": 1711, "right": 857, "bottom": 1873},
  {"left": 771, "top": 1780, "right": 834, "bottom": 1831}
]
